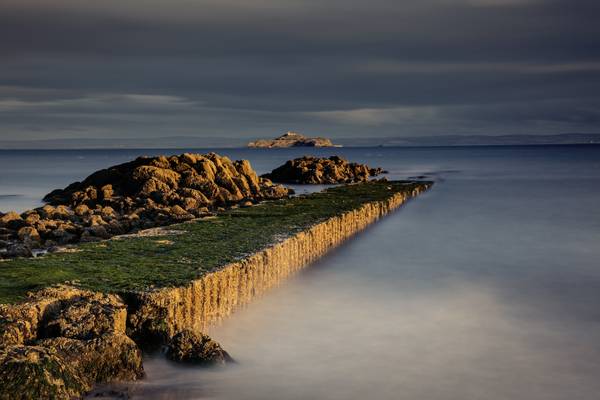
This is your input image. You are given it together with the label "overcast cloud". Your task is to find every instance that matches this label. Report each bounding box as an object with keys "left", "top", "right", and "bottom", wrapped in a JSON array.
[{"left": 0, "top": 0, "right": 599, "bottom": 141}]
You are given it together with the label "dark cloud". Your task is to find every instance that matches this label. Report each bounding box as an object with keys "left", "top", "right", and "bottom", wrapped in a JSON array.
[{"left": 0, "top": 0, "right": 599, "bottom": 140}]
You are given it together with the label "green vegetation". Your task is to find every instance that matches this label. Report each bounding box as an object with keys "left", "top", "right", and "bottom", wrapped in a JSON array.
[{"left": 0, "top": 181, "right": 429, "bottom": 304}]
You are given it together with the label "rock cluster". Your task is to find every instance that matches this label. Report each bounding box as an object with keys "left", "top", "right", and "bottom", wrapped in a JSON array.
[
  {"left": 0, "top": 285, "right": 235, "bottom": 398},
  {"left": 263, "top": 156, "right": 385, "bottom": 184},
  {"left": 166, "top": 329, "right": 233, "bottom": 365},
  {"left": 0, "top": 286, "right": 144, "bottom": 399},
  {"left": 247, "top": 131, "right": 338, "bottom": 148},
  {"left": 0, "top": 152, "right": 290, "bottom": 259}
]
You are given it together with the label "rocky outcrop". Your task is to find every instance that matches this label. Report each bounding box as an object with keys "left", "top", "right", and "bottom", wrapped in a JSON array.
[
  {"left": 247, "top": 131, "right": 338, "bottom": 148},
  {"left": 0, "top": 286, "right": 143, "bottom": 399},
  {"left": 166, "top": 330, "right": 233, "bottom": 365},
  {"left": 1, "top": 182, "right": 431, "bottom": 398},
  {"left": 263, "top": 156, "right": 385, "bottom": 184},
  {"left": 0, "top": 153, "right": 290, "bottom": 259}
]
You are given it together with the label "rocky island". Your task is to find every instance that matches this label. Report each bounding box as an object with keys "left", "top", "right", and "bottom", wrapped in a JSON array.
[
  {"left": 247, "top": 131, "right": 340, "bottom": 148},
  {"left": 0, "top": 153, "right": 432, "bottom": 399}
]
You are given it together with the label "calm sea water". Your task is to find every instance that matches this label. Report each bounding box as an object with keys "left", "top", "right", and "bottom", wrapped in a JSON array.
[{"left": 2, "top": 146, "right": 600, "bottom": 399}]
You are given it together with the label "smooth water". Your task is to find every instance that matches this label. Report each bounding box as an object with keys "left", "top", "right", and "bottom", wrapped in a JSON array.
[{"left": 2, "top": 146, "right": 600, "bottom": 399}]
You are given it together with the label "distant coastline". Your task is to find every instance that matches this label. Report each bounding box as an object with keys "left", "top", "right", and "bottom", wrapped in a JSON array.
[{"left": 0, "top": 133, "right": 598, "bottom": 150}]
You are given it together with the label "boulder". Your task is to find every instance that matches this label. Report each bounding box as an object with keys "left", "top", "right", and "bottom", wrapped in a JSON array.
[
  {"left": 74, "top": 204, "right": 91, "bottom": 216},
  {"left": 48, "top": 228, "right": 76, "bottom": 245},
  {"left": 100, "top": 206, "right": 117, "bottom": 219},
  {"left": 165, "top": 330, "right": 233, "bottom": 365},
  {"left": 53, "top": 205, "right": 73, "bottom": 220},
  {"left": 17, "top": 226, "right": 40, "bottom": 243},
  {"left": 38, "top": 333, "right": 143, "bottom": 383},
  {"left": 0, "top": 211, "right": 22, "bottom": 227},
  {"left": 139, "top": 177, "right": 171, "bottom": 197},
  {"left": 23, "top": 212, "right": 41, "bottom": 225},
  {"left": 132, "top": 166, "right": 180, "bottom": 188},
  {"left": 87, "top": 214, "right": 106, "bottom": 226},
  {"left": 38, "top": 205, "right": 56, "bottom": 219},
  {"left": 5, "top": 243, "right": 33, "bottom": 258},
  {"left": 43, "top": 293, "right": 127, "bottom": 340},
  {"left": 100, "top": 184, "right": 114, "bottom": 200}
]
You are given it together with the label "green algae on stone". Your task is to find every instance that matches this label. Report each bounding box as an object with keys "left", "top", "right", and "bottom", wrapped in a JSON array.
[{"left": 0, "top": 181, "right": 431, "bottom": 304}]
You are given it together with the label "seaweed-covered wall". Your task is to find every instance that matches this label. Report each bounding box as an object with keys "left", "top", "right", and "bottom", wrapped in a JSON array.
[{"left": 127, "top": 184, "right": 430, "bottom": 342}]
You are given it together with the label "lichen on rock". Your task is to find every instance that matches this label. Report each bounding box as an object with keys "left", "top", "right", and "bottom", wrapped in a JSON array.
[
  {"left": 0, "top": 345, "right": 90, "bottom": 400},
  {"left": 43, "top": 293, "right": 127, "bottom": 340},
  {"left": 37, "top": 333, "right": 143, "bottom": 383}
]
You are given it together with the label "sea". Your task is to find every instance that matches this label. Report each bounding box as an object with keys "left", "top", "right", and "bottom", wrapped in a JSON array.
[{"left": 1, "top": 145, "right": 600, "bottom": 400}]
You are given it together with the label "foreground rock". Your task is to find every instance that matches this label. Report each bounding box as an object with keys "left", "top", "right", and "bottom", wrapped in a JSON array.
[
  {"left": 0, "top": 286, "right": 144, "bottom": 399},
  {"left": 166, "top": 330, "right": 233, "bottom": 365},
  {"left": 263, "top": 156, "right": 385, "bottom": 184},
  {"left": 0, "top": 285, "right": 239, "bottom": 398},
  {"left": 0, "top": 152, "right": 290, "bottom": 259},
  {"left": 0, "top": 345, "right": 90, "bottom": 400},
  {"left": 247, "top": 131, "right": 338, "bottom": 148}
]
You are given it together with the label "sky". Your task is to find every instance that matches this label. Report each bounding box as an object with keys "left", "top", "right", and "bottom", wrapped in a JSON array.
[{"left": 1, "top": 0, "right": 599, "bottom": 142}]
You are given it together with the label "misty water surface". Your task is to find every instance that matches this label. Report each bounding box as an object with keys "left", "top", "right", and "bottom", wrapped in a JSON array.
[{"left": 2, "top": 146, "right": 600, "bottom": 399}]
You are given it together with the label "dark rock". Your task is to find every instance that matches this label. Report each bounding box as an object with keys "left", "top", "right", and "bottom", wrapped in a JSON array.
[
  {"left": 6, "top": 243, "right": 33, "bottom": 258},
  {"left": 166, "top": 330, "right": 233, "bottom": 365},
  {"left": 0, "top": 227, "right": 15, "bottom": 241},
  {"left": 49, "top": 228, "right": 76, "bottom": 245}
]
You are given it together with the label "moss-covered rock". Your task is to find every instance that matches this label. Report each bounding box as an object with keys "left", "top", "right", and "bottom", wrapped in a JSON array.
[
  {"left": 0, "top": 345, "right": 90, "bottom": 400},
  {"left": 1, "top": 286, "right": 143, "bottom": 398},
  {"left": 38, "top": 334, "right": 144, "bottom": 383},
  {"left": 43, "top": 293, "right": 127, "bottom": 340}
]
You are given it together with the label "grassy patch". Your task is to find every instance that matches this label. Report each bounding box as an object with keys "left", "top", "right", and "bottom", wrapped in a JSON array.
[{"left": 0, "top": 181, "right": 429, "bottom": 304}]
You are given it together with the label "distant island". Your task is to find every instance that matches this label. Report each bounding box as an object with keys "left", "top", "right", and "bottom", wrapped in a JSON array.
[{"left": 247, "top": 131, "right": 341, "bottom": 148}]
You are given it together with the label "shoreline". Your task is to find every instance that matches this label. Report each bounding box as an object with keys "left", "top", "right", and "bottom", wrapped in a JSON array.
[{"left": 0, "top": 181, "right": 432, "bottom": 398}]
